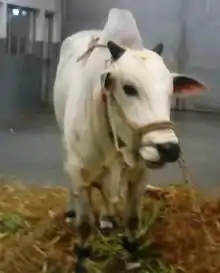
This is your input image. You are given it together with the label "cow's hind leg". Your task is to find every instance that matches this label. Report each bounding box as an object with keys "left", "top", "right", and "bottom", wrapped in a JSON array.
[{"left": 65, "top": 161, "right": 95, "bottom": 272}]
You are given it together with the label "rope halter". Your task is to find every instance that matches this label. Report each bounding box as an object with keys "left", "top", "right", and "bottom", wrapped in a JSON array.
[{"left": 104, "top": 89, "right": 176, "bottom": 153}]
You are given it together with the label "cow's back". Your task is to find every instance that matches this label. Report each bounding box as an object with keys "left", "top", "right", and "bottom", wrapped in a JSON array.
[{"left": 53, "top": 30, "right": 101, "bottom": 130}]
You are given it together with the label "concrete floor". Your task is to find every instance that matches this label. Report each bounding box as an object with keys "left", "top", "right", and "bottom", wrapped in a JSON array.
[{"left": 0, "top": 111, "right": 220, "bottom": 195}]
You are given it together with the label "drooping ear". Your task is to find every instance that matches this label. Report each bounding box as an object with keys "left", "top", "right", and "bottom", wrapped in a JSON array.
[
  {"left": 172, "top": 73, "right": 209, "bottom": 98},
  {"left": 107, "top": 41, "right": 126, "bottom": 61},
  {"left": 152, "top": 43, "right": 164, "bottom": 56},
  {"left": 100, "top": 72, "right": 116, "bottom": 91}
]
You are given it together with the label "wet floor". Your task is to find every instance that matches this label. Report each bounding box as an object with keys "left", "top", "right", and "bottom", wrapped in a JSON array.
[{"left": 0, "top": 111, "right": 220, "bottom": 195}]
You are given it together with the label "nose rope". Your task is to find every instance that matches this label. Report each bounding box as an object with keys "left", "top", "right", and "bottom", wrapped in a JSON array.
[
  {"left": 177, "top": 135, "right": 220, "bottom": 247},
  {"left": 107, "top": 94, "right": 219, "bottom": 248}
]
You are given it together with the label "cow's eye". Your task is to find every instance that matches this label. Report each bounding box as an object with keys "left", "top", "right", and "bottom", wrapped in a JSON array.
[{"left": 123, "top": 84, "right": 138, "bottom": 96}]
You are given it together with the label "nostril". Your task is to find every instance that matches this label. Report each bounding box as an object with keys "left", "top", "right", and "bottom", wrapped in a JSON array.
[{"left": 156, "top": 142, "right": 181, "bottom": 162}]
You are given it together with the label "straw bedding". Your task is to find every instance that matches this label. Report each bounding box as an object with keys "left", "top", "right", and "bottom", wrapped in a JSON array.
[{"left": 0, "top": 177, "right": 220, "bottom": 273}]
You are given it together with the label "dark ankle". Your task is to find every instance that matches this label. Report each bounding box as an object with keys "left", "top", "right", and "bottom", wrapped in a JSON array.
[
  {"left": 122, "top": 236, "right": 139, "bottom": 253},
  {"left": 64, "top": 209, "right": 76, "bottom": 218},
  {"left": 75, "top": 261, "right": 88, "bottom": 273},
  {"left": 75, "top": 244, "right": 92, "bottom": 259}
]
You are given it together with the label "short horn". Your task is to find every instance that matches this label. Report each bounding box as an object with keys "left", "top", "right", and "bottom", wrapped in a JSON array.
[
  {"left": 107, "top": 41, "right": 126, "bottom": 61},
  {"left": 152, "top": 43, "right": 164, "bottom": 56}
]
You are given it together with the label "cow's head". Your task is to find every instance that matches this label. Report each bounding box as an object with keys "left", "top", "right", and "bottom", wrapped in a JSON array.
[{"left": 101, "top": 41, "right": 208, "bottom": 168}]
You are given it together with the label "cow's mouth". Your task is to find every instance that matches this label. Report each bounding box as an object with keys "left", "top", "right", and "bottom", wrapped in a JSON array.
[{"left": 146, "top": 160, "right": 165, "bottom": 169}]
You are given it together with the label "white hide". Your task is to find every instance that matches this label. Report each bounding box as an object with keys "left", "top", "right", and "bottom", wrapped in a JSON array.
[
  {"left": 53, "top": 9, "right": 149, "bottom": 229},
  {"left": 53, "top": 8, "right": 208, "bottom": 231},
  {"left": 54, "top": 8, "right": 175, "bottom": 173}
]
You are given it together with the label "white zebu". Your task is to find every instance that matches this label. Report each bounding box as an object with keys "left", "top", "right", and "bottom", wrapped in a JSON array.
[{"left": 53, "top": 8, "right": 208, "bottom": 257}]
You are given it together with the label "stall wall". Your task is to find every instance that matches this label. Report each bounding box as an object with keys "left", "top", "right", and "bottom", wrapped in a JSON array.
[{"left": 62, "top": 0, "right": 220, "bottom": 112}]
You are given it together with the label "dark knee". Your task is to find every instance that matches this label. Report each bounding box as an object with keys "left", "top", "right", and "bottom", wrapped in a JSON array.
[
  {"left": 64, "top": 209, "right": 76, "bottom": 219},
  {"left": 126, "top": 216, "right": 139, "bottom": 232},
  {"left": 77, "top": 220, "right": 93, "bottom": 242}
]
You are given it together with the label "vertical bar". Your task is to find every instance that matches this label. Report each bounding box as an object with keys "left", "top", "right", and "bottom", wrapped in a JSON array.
[
  {"left": 61, "top": 0, "right": 66, "bottom": 40},
  {"left": 28, "top": 10, "right": 33, "bottom": 54},
  {"left": 0, "top": 3, "right": 7, "bottom": 53},
  {"left": 32, "top": 11, "right": 37, "bottom": 53},
  {"left": 17, "top": 37, "right": 20, "bottom": 56},
  {"left": 175, "top": 0, "right": 189, "bottom": 111},
  {"left": 6, "top": 5, "right": 12, "bottom": 54}
]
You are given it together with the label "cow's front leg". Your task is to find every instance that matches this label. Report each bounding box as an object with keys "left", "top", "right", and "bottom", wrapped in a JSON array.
[
  {"left": 65, "top": 162, "right": 95, "bottom": 272},
  {"left": 99, "top": 160, "right": 122, "bottom": 232},
  {"left": 123, "top": 163, "right": 147, "bottom": 254}
]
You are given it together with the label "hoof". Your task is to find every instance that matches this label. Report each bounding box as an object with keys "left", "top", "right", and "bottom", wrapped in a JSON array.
[
  {"left": 126, "top": 261, "right": 141, "bottom": 271},
  {"left": 122, "top": 236, "right": 139, "bottom": 253},
  {"left": 75, "top": 244, "right": 92, "bottom": 259},
  {"left": 75, "top": 261, "right": 88, "bottom": 273},
  {"left": 99, "top": 216, "right": 118, "bottom": 232}
]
